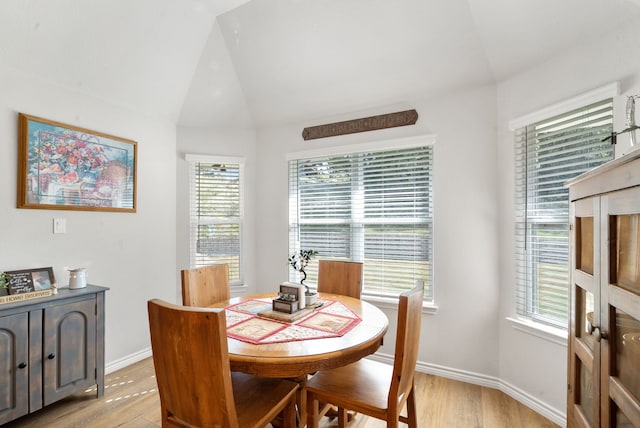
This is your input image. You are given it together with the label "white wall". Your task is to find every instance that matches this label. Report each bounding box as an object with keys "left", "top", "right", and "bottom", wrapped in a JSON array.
[
  {"left": 177, "top": 87, "right": 499, "bottom": 398},
  {"left": 254, "top": 84, "right": 501, "bottom": 377},
  {"left": 0, "top": 66, "right": 177, "bottom": 367},
  {"left": 497, "top": 21, "right": 640, "bottom": 423}
]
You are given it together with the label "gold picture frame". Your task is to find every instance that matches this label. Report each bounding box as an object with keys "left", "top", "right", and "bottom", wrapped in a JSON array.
[{"left": 17, "top": 113, "right": 137, "bottom": 212}]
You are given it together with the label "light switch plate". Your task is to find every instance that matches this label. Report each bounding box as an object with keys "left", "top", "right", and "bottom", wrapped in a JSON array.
[{"left": 53, "top": 218, "right": 66, "bottom": 234}]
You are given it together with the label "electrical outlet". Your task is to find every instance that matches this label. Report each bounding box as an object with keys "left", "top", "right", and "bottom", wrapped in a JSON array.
[{"left": 53, "top": 218, "right": 66, "bottom": 234}]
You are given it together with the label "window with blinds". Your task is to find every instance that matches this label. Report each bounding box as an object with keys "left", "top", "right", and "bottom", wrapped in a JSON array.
[
  {"left": 514, "top": 99, "right": 613, "bottom": 327},
  {"left": 288, "top": 145, "right": 433, "bottom": 301},
  {"left": 186, "top": 155, "right": 244, "bottom": 285}
]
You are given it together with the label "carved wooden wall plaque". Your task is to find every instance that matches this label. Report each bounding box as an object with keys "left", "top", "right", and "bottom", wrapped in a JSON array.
[{"left": 302, "top": 109, "right": 419, "bottom": 140}]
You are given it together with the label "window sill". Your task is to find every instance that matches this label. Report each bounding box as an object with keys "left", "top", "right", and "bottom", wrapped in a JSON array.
[
  {"left": 506, "top": 317, "right": 568, "bottom": 346},
  {"left": 363, "top": 295, "right": 438, "bottom": 315},
  {"left": 230, "top": 283, "right": 248, "bottom": 296}
]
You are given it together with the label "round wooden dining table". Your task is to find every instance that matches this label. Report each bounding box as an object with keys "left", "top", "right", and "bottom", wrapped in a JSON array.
[
  {"left": 211, "top": 292, "right": 389, "bottom": 378},
  {"left": 212, "top": 292, "right": 388, "bottom": 427}
]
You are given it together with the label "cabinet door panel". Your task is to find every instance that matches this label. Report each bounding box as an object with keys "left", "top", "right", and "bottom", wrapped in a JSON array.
[
  {"left": 614, "top": 308, "right": 640, "bottom": 400},
  {"left": 607, "top": 295, "right": 640, "bottom": 427},
  {"left": 43, "top": 298, "right": 96, "bottom": 406},
  {"left": 0, "top": 313, "right": 29, "bottom": 424},
  {"left": 603, "top": 189, "right": 640, "bottom": 427},
  {"left": 612, "top": 214, "right": 640, "bottom": 295},
  {"left": 569, "top": 197, "right": 601, "bottom": 427},
  {"left": 577, "top": 357, "right": 595, "bottom": 426}
]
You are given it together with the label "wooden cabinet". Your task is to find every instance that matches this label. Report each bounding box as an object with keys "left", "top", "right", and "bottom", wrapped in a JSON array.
[
  {"left": 567, "top": 152, "right": 640, "bottom": 427},
  {"left": 0, "top": 285, "right": 107, "bottom": 425},
  {"left": 0, "top": 312, "right": 29, "bottom": 423}
]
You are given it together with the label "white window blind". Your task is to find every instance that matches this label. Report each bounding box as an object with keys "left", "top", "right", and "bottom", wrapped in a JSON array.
[
  {"left": 515, "top": 99, "right": 613, "bottom": 327},
  {"left": 289, "top": 145, "right": 433, "bottom": 300},
  {"left": 187, "top": 156, "right": 244, "bottom": 285}
]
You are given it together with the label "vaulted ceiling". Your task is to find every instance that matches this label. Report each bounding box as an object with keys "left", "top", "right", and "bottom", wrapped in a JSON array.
[{"left": 1, "top": 0, "right": 639, "bottom": 129}]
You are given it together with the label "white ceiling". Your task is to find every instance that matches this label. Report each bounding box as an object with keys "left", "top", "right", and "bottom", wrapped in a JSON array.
[
  {"left": 1, "top": 0, "right": 639, "bottom": 128},
  {"left": 0, "top": 0, "right": 249, "bottom": 122}
]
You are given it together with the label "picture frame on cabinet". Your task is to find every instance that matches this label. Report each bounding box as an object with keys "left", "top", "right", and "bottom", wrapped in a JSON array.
[
  {"left": 17, "top": 113, "right": 137, "bottom": 213},
  {"left": 4, "top": 267, "right": 55, "bottom": 295}
]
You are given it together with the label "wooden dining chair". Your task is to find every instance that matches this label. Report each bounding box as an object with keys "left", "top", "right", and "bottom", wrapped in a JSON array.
[
  {"left": 316, "top": 259, "right": 364, "bottom": 421},
  {"left": 305, "top": 282, "right": 424, "bottom": 428},
  {"left": 181, "top": 263, "right": 230, "bottom": 307},
  {"left": 147, "top": 299, "right": 298, "bottom": 428},
  {"left": 317, "top": 260, "right": 363, "bottom": 299}
]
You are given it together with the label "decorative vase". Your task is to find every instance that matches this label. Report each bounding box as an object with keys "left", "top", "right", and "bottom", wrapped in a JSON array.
[
  {"left": 305, "top": 292, "right": 318, "bottom": 306},
  {"left": 68, "top": 268, "right": 87, "bottom": 289}
]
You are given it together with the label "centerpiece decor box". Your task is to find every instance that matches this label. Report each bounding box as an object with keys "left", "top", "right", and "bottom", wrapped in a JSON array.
[
  {"left": 272, "top": 284, "right": 301, "bottom": 314},
  {"left": 272, "top": 298, "right": 298, "bottom": 314}
]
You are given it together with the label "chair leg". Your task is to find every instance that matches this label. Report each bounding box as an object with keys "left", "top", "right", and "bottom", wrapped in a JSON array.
[
  {"left": 406, "top": 386, "right": 418, "bottom": 428},
  {"left": 283, "top": 398, "right": 297, "bottom": 428},
  {"left": 337, "top": 407, "right": 348, "bottom": 428},
  {"left": 319, "top": 402, "right": 333, "bottom": 419},
  {"left": 306, "top": 393, "right": 320, "bottom": 428},
  {"left": 326, "top": 405, "right": 358, "bottom": 422}
]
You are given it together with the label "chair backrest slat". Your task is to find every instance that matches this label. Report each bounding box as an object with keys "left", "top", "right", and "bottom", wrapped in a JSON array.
[
  {"left": 148, "top": 299, "right": 239, "bottom": 427},
  {"left": 181, "top": 264, "right": 230, "bottom": 307},
  {"left": 389, "top": 281, "right": 424, "bottom": 409},
  {"left": 317, "top": 260, "right": 363, "bottom": 299}
]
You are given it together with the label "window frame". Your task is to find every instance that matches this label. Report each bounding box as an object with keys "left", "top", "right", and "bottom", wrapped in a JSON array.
[
  {"left": 185, "top": 154, "right": 245, "bottom": 286},
  {"left": 510, "top": 84, "right": 617, "bottom": 329},
  {"left": 287, "top": 136, "right": 435, "bottom": 302}
]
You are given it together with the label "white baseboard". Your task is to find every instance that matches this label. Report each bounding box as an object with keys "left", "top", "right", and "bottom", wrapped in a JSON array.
[
  {"left": 105, "top": 348, "right": 152, "bottom": 374},
  {"left": 107, "top": 348, "right": 566, "bottom": 427},
  {"left": 500, "top": 379, "right": 566, "bottom": 428},
  {"left": 367, "top": 352, "right": 566, "bottom": 428}
]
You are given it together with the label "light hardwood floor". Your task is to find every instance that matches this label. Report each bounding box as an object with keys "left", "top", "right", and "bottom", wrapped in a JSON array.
[{"left": 4, "top": 357, "right": 560, "bottom": 428}]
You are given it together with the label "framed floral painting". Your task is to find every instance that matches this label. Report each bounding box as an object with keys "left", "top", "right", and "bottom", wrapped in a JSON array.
[{"left": 17, "top": 113, "right": 137, "bottom": 212}]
